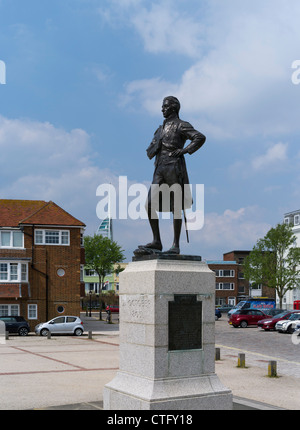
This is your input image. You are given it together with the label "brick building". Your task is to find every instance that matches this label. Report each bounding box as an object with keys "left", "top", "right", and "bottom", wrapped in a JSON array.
[
  {"left": 0, "top": 200, "right": 85, "bottom": 330},
  {"left": 207, "top": 250, "right": 276, "bottom": 307}
]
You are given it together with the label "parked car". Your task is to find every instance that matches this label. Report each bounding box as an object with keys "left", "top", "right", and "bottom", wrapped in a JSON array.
[
  {"left": 106, "top": 305, "right": 119, "bottom": 313},
  {"left": 257, "top": 310, "right": 296, "bottom": 331},
  {"left": 215, "top": 304, "right": 234, "bottom": 314},
  {"left": 228, "top": 309, "right": 269, "bottom": 328},
  {"left": 275, "top": 312, "right": 300, "bottom": 334},
  {"left": 35, "top": 316, "right": 84, "bottom": 336},
  {"left": 215, "top": 308, "right": 222, "bottom": 320},
  {"left": 263, "top": 308, "right": 286, "bottom": 317},
  {"left": 0, "top": 316, "right": 30, "bottom": 336}
]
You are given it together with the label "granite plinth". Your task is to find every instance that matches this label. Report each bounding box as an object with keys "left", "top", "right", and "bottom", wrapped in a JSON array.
[{"left": 103, "top": 258, "right": 232, "bottom": 410}]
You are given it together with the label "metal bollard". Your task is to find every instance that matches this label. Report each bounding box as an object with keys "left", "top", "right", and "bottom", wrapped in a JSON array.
[
  {"left": 5, "top": 331, "right": 9, "bottom": 340},
  {"left": 47, "top": 331, "right": 51, "bottom": 339},
  {"left": 237, "top": 353, "right": 246, "bottom": 368},
  {"left": 215, "top": 347, "right": 221, "bottom": 361},
  {"left": 88, "top": 331, "right": 93, "bottom": 339},
  {"left": 268, "top": 360, "right": 277, "bottom": 377}
]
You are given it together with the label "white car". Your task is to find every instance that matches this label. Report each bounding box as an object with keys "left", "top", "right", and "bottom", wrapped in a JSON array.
[
  {"left": 35, "top": 316, "right": 84, "bottom": 336},
  {"left": 275, "top": 313, "right": 300, "bottom": 334}
]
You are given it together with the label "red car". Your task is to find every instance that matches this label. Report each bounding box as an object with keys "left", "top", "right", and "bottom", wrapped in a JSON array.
[
  {"left": 258, "top": 310, "right": 300, "bottom": 331},
  {"left": 229, "top": 309, "right": 269, "bottom": 328},
  {"left": 106, "top": 305, "right": 119, "bottom": 313}
]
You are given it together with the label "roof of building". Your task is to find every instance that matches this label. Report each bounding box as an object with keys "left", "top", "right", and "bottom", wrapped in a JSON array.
[
  {"left": 0, "top": 200, "right": 85, "bottom": 228},
  {"left": 206, "top": 261, "right": 237, "bottom": 265}
]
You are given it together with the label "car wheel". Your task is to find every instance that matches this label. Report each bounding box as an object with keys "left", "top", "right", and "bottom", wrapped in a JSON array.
[
  {"left": 74, "top": 328, "right": 83, "bottom": 336},
  {"left": 240, "top": 320, "right": 248, "bottom": 328},
  {"left": 18, "top": 327, "right": 29, "bottom": 336},
  {"left": 287, "top": 325, "right": 294, "bottom": 334},
  {"left": 40, "top": 328, "right": 49, "bottom": 336}
]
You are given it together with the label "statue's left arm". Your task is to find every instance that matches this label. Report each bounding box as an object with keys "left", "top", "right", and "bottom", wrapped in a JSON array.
[
  {"left": 181, "top": 121, "right": 206, "bottom": 154},
  {"left": 170, "top": 121, "right": 206, "bottom": 157}
]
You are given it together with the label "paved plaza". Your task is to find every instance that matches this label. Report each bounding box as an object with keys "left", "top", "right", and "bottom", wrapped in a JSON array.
[{"left": 0, "top": 315, "right": 299, "bottom": 410}]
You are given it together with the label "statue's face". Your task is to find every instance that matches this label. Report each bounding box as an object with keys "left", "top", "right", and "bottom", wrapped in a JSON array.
[{"left": 162, "top": 99, "right": 174, "bottom": 119}]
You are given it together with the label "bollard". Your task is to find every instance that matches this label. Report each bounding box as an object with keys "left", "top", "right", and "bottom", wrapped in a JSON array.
[
  {"left": 215, "top": 347, "right": 221, "bottom": 361},
  {"left": 5, "top": 331, "right": 9, "bottom": 340},
  {"left": 237, "top": 353, "right": 246, "bottom": 368},
  {"left": 88, "top": 331, "right": 93, "bottom": 339},
  {"left": 47, "top": 331, "right": 51, "bottom": 339},
  {"left": 268, "top": 360, "right": 277, "bottom": 377}
]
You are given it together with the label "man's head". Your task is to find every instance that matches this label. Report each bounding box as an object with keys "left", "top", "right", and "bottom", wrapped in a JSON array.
[{"left": 162, "top": 96, "right": 180, "bottom": 118}]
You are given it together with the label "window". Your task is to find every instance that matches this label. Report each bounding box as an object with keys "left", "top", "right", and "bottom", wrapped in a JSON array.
[
  {"left": 0, "top": 230, "right": 23, "bottom": 248},
  {"left": 294, "top": 215, "right": 300, "bottom": 226},
  {"left": 216, "top": 283, "right": 234, "bottom": 290},
  {"left": 28, "top": 304, "right": 37, "bottom": 320},
  {"left": 214, "top": 270, "right": 235, "bottom": 277},
  {"left": 0, "top": 305, "right": 19, "bottom": 316},
  {"left": 35, "top": 229, "right": 70, "bottom": 246},
  {"left": 0, "top": 262, "right": 28, "bottom": 282}
]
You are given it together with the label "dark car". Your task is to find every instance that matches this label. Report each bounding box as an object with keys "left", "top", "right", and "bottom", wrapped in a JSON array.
[
  {"left": 215, "top": 308, "right": 222, "bottom": 320},
  {"left": 229, "top": 309, "right": 269, "bottom": 328},
  {"left": 106, "top": 305, "right": 119, "bottom": 313},
  {"left": 258, "top": 310, "right": 299, "bottom": 331},
  {"left": 0, "top": 316, "right": 30, "bottom": 336},
  {"left": 263, "top": 309, "right": 286, "bottom": 317}
]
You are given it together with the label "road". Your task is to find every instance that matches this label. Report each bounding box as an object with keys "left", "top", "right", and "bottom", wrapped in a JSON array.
[{"left": 215, "top": 316, "right": 300, "bottom": 379}]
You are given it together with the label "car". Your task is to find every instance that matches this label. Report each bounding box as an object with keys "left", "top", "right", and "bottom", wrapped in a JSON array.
[
  {"left": 257, "top": 310, "right": 296, "bottom": 331},
  {"left": 0, "top": 316, "right": 30, "bottom": 336},
  {"left": 215, "top": 308, "right": 222, "bottom": 320},
  {"left": 35, "top": 316, "right": 84, "bottom": 336},
  {"left": 215, "top": 304, "right": 234, "bottom": 313},
  {"left": 106, "top": 305, "right": 119, "bottom": 313},
  {"left": 275, "top": 312, "right": 300, "bottom": 334},
  {"left": 263, "top": 308, "right": 286, "bottom": 317},
  {"left": 228, "top": 309, "right": 269, "bottom": 328}
]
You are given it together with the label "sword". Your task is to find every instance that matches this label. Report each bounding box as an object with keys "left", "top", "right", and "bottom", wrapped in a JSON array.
[{"left": 183, "top": 209, "right": 189, "bottom": 243}]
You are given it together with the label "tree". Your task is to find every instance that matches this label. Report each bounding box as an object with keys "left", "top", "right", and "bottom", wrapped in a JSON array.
[
  {"left": 243, "top": 223, "right": 300, "bottom": 308},
  {"left": 84, "top": 234, "right": 125, "bottom": 319}
]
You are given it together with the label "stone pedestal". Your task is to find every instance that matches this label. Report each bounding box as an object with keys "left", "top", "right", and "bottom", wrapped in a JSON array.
[{"left": 103, "top": 257, "right": 232, "bottom": 410}]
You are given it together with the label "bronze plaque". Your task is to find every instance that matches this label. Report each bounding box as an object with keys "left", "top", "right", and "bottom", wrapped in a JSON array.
[{"left": 168, "top": 295, "right": 202, "bottom": 351}]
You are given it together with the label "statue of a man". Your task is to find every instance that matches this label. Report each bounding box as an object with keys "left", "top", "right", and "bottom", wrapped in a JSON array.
[{"left": 137, "top": 96, "right": 206, "bottom": 256}]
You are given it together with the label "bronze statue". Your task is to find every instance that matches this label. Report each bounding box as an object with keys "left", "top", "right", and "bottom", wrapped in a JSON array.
[{"left": 134, "top": 96, "right": 206, "bottom": 257}]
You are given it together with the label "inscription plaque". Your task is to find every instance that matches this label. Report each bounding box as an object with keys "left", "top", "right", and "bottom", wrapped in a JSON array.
[{"left": 168, "top": 295, "right": 202, "bottom": 351}]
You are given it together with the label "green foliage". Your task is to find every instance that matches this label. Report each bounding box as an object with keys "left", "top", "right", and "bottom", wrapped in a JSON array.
[
  {"left": 243, "top": 223, "right": 300, "bottom": 307},
  {"left": 84, "top": 234, "right": 125, "bottom": 288}
]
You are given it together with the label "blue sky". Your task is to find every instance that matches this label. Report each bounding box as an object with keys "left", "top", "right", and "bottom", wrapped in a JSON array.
[{"left": 1, "top": 0, "right": 300, "bottom": 261}]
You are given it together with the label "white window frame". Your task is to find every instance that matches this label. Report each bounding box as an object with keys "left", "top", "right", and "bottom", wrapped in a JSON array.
[
  {"left": 294, "top": 215, "right": 300, "bottom": 226},
  {"left": 0, "top": 304, "right": 19, "bottom": 316},
  {"left": 28, "top": 304, "right": 38, "bottom": 320},
  {"left": 35, "top": 229, "right": 70, "bottom": 246},
  {"left": 215, "top": 270, "right": 235, "bottom": 277},
  {"left": 0, "top": 230, "right": 24, "bottom": 249},
  {"left": 0, "top": 262, "right": 28, "bottom": 283},
  {"left": 216, "top": 283, "right": 235, "bottom": 290}
]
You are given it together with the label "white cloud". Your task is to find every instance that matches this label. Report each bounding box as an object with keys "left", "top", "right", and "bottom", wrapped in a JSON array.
[
  {"left": 197, "top": 206, "right": 271, "bottom": 259},
  {"left": 109, "top": 0, "right": 300, "bottom": 139},
  {"left": 252, "top": 143, "right": 288, "bottom": 170},
  {"left": 0, "top": 115, "right": 122, "bottom": 234}
]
